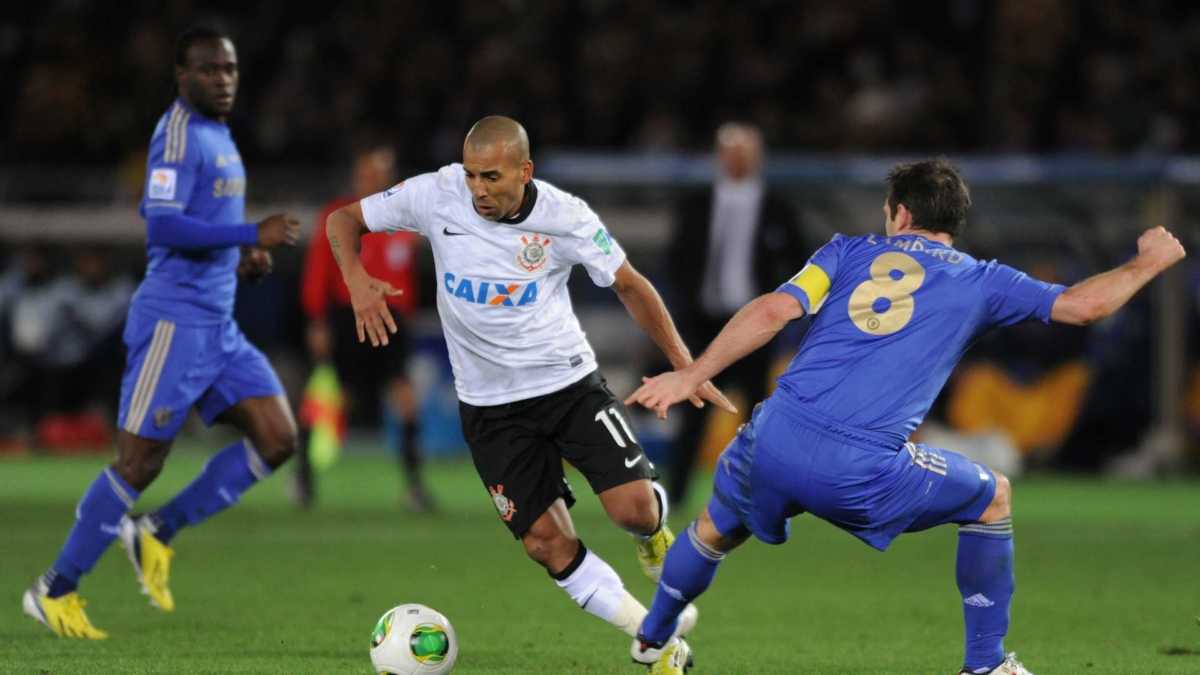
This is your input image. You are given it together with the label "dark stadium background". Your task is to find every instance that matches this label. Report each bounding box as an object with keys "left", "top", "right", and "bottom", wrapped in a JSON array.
[{"left": 4, "top": 1, "right": 1199, "bottom": 473}]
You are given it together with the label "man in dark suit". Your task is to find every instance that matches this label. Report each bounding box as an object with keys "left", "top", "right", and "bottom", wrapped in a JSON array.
[{"left": 665, "top": 123, "right": 808, "bottom": 508}]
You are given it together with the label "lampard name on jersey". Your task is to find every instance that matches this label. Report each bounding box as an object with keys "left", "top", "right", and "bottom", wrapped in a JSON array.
[{"left": 444, "top": 272, "right": 539, "bottom": 307}]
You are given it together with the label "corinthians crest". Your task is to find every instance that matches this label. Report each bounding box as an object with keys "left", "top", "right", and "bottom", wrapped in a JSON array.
[
  {"left": 489, "top": 484, "right": 517, "bottom": 522},
  {"left": 516, "top": 234, "right": 551, "bottom": 272}
]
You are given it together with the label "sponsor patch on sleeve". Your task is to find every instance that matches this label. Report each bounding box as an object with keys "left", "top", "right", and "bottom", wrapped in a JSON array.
[
  {"left": 148, "top": 168, "right": 177, "bottom": 200},
  {"left": 592, "top": 228, "right": 613, "bottom": 255}
]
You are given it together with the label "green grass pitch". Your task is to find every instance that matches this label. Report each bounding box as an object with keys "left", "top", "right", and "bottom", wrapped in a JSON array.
[{"left": 2, "top": 447, "right": 1198, "bottom": 673}]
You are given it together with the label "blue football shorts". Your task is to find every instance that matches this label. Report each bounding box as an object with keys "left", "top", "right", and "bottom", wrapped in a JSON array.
[
  {"left": 708, "top": 395, "right": 997, "bottom": 551},
  {"left": 116, "top": 307, "right": 284, "bottom": 440}
]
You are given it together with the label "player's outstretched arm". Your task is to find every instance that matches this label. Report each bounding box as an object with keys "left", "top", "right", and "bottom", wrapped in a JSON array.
[
  {"left": 610, "top": 261, "right": 736, "bottom": 414},
  {"left": 1051, "top": 226, "right": 1186, "bottom": 326},
  {"left": 326, "top": 202, "right": 402, "bottom": 347},
  {"left": 144, "top": 212, "right": 298, "bottom": 251},
  {"left": 626, "top": 291, "right": 804, "bottom": 419}
]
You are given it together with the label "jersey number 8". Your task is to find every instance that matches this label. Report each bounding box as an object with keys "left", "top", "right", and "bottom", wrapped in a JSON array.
[{"left": 847, "top": 252, "right": 926, "bottom": 335}]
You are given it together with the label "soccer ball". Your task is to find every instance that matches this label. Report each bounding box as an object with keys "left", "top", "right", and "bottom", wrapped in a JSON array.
[{"left": 370, "top": 604, "right": 458, "bottom": 674}]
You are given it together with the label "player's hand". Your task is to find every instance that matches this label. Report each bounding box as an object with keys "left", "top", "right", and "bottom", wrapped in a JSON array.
[
  {"left": 625, "top": 370, "right": 703, "bottom": 420},
  {"left": 1136, "top": 226, "right": 1186, "bottom": 273},
  {"left": 691, "top": 380, "right": 738, "bottom": 415},
  {"left": 237, "top": 247, "right": 273, "bottom": 282},
  {"left": 306, "top": 320, "right": 332, "bottom": 361},
  {"left": 256, "top": 213, "right": 301, "bottom": 248},
  {"left": 346, "top": 268, "right": 403, "bottom": 347}
]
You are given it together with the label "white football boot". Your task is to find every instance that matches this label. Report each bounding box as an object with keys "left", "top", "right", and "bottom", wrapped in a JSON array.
[
  {"left": 632, "top": 637, "right": 692, "bottom": 673},
  {"left": 630, "top": 604, "right": 698, "bottom": 669}
]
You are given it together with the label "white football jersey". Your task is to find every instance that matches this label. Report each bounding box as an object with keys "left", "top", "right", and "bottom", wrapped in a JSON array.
[{"left": 361, "top": 163, "right": 626, "bottom": 406}]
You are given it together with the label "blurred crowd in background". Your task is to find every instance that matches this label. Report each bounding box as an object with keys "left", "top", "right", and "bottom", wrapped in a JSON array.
[
  {"left": 4, "top": 0, "right": 1200, "bottom": 168},
  {"left": 0, "top": 245, "right": 135, "bottom": 447},
  {"left": 3, "top": 1, "right": 1200, "bottom": 477}
]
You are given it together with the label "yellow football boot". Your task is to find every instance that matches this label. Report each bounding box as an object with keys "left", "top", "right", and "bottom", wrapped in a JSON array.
[
  {"left": 22, "top": 581, "right": 108, "bottom": 639},
  {"left": 118, "top": 515, "right": 176, "bottom": 612},
  {"left": 636, "top": 524, "right": 675, "bottom": 582},
  {"left": 636, "top": 482, "right": 674, "bottom": 582}
]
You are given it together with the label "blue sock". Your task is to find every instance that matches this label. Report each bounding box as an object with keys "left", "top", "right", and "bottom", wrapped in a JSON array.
[
  {"left": 957, "top": 518, "right": 1015, "bottom": 673},
  {"left": 152, "top": 439, "right": 271, "bottom": 544},
  {"left": 639, "top": 522, "right": 724, "bottom": 644},
  {"left": 45, "top": 467, "right": 140, "bottom": 597}
]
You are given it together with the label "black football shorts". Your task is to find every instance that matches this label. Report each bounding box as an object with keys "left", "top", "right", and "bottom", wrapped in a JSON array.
[{"left": 459, "top": 370, "right": 657, "bottom": 538}]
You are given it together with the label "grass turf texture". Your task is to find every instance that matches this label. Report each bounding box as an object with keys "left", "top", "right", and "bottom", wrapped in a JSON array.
[{"left": 2, "top": 447, "right": 1198, "bottom": 674}]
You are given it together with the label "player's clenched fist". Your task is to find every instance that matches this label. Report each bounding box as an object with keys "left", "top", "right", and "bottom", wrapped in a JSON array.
[
  {"left": 346, "top": 269, "right": 403, "bottom": 347},
  {"left": 1136, "top": 226, "right": 1186, "bottom": 272},
  {"left": 256, "top": 213, "right": 301, "bottom": 247}
]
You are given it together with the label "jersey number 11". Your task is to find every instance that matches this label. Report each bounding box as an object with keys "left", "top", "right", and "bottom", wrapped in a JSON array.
[{"left": 595, "top": 407, "right": 637, "bottom": 448}]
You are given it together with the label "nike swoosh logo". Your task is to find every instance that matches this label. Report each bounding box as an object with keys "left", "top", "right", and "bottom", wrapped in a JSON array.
[
  {"left": 624, "top": 454, "right": 643, "bottom": 468},
  {"left": 443, "top": 227, "right": 467, "bottom": 236}
]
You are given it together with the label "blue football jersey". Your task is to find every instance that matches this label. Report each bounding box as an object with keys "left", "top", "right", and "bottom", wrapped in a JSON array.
[
  {"left": 774, "top": 233, "right": 1066, "bottom": 446},
  {"left": 133, "top": 98, "right": 248, "bottom": 323}
]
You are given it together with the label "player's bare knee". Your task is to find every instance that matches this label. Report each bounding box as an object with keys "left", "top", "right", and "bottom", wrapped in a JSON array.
[
  {"left": 520, "top": 533, "right": 551, "bottom": 566},
  {"left": 979, "top": 470, "right": 1012, "bottom": 523},
  {"left": 695, "top": 508, "right": 718, "bottom": 538},
  {"left": 613, "top": 492, "right": 659, "bottom": 535},
  {"left": 521, "top": 528, "right": 576, "bottom": 570},
  {"left": 696, "top": 507, "right": 749, "bottom": 552},
  {"left": 114, "top": 448, "right": 167, "bottom": 490},
  {"left": 116, "top": 460, "right": 163, "bottom": 490},
  {"left": 600, "top": 480, "right": 659, "bottom": 535},
  {"left": 250, "top": 421, "right": 299, "bottom": 468}
]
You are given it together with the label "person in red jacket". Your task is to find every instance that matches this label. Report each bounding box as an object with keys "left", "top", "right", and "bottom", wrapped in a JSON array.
[{"left": 298, "top": 143, "right": 432, "bottom": 510}]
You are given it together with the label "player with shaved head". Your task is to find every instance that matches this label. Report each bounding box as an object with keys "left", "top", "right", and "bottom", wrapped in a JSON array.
[
  {"left": 326, "top": 116, "right": 732, "bottom": 649},
  {"left": 463, "top": 115, "right": 530, "bottom": 159}
]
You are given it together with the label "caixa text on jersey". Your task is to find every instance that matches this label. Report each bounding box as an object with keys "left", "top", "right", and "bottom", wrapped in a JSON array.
[{"left": 444, "top": 273, "right": 539, "bottom": 307}]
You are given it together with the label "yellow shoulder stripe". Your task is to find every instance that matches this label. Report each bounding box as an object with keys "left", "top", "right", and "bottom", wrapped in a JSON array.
[{"left": 788, "top": 263, "right": 831, "bottom": 313}]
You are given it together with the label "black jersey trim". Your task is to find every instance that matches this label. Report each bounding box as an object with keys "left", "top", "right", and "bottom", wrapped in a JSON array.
[{"left": 499, "top": 180, "right": 538, "bottom": 225}]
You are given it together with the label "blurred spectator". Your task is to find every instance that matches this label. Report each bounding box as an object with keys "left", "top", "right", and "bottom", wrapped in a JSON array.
[
  {"left": 664, "top": 123, "right": 807, "bottom": 508},
  {"left": 0, "top": 245, "right": 132, "bottom": 447},
  {"left": 0, "top": 244, "right": 55, "bottom": 434},
  {"left": 297, "top": 143, "right": 433, "bottom": 510}
]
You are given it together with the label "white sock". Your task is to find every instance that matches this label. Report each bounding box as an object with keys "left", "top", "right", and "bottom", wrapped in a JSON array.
[{"left": 554, "top": 546, "right": 647, "bottom": 637}]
